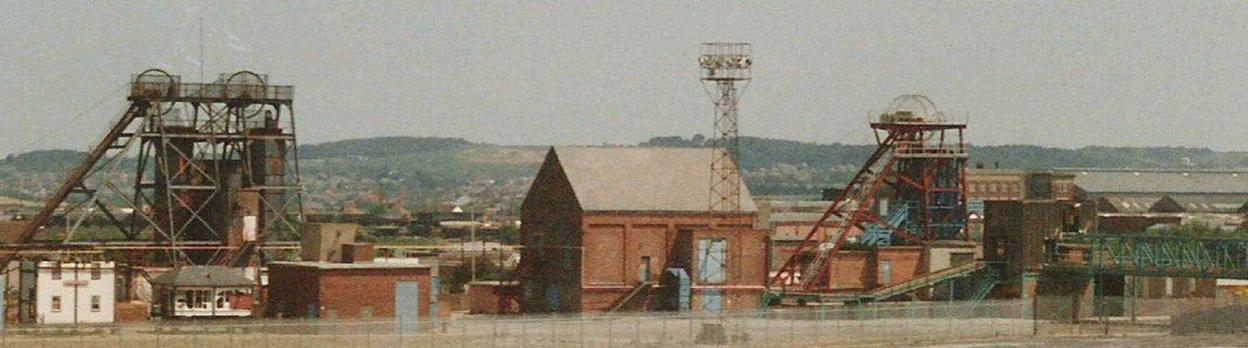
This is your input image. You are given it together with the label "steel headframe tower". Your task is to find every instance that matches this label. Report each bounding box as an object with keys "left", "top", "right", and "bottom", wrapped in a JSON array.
[
  {"left": 769, "top": 95, "right": 969, "bottom": 294},
  {"left": 700, "top": 42, "right": 752, "bottom": 213},
  {"left": 4, "top": 69, "right": 304, "bottom": 268}
]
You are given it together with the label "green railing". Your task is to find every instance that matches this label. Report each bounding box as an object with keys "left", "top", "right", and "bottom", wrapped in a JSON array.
[{"left": 1082, "top": 234, "right": 1248, "bottom": 279}]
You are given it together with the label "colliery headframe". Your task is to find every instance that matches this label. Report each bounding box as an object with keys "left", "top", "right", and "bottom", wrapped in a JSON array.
[{"left": 5, "top": 69, "right": 304, "bottom": 269}]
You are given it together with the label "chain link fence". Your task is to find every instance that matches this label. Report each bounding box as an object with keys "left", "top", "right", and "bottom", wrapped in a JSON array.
[{"left": 0, "top": 296, "right": 1242, "bottom": 347}]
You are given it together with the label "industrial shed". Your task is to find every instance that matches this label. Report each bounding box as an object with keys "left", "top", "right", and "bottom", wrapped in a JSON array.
[
  {"left": 518, "top": 146, "right": 766, "bottom": 313},
  {"left": 266, "top": 261, "right": 436, "bottom": 319}
]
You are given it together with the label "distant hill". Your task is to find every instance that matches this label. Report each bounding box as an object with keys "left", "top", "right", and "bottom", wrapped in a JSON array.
[{"left": 3, "top": 136, "right": 1246, "bottom": 208}]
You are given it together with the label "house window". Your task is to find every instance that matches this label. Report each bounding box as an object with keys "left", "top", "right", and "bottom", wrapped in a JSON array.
[
  {"left": 51, "top": 296, "right": 62, "bottom": 312},
  {"left": 51, "top": 265, "right": 62, "bottom": 280},
  {"left": 91, "top": 295, "right": 101, "bottom": 312},
  {"left": 91, "top": 263, "right": 101, "bottom": 280}
]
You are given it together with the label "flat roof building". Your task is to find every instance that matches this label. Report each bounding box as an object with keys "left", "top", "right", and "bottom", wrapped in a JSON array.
[{"left": 266, "top": 261, "right": 436, "bottom": 320}]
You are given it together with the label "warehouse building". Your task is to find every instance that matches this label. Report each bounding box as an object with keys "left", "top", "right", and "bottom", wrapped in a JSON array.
[
  {"left": 1062, "top": 169, "right": 1248, "bottom": 232},
  {"left": 519, "top": 147, "right": 766, "bottom": 313}
]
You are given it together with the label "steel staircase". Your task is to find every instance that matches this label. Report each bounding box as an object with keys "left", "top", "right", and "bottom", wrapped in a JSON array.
[
  {"left": 608, "top": 281, "right": 656, "bottom": 312},
  {"left": 860, "top": 203, "right": 912, "bottom": 246},
  {"left": 855, "top": 261, "right": 990, "bottom": 303}
]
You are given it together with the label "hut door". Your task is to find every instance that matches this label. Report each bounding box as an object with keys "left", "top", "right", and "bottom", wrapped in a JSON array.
[{"left": 396, "top": 281, "right": 420, "bottom": 333}]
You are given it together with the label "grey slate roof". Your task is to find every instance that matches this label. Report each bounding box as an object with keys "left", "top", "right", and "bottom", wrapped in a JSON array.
[
  {"left": 1063, "top": 169, "right": 1248, "bottom": 194},
  {"left": 150, "top": 266, "right": 255, "bottom": 288},
  {"left": 552, "top": 146, "right": 757, "bottom": 212}
]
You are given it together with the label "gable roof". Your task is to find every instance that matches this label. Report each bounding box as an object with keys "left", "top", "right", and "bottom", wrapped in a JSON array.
[
  {"left": 150, "top": 266, "right": 255, "bottom": 288},
  {"left": 1063, "top": 169, "right": 1248, "bottom": 194},
  {"left": 1150, "top": 194, "right": 1248, "bottom": 214},
  {"left": 1097, "top": 195, "right": 1160, "bottom": 214},
  {"left": 548, "top": 146, "right": 757, "bottom": 213}
]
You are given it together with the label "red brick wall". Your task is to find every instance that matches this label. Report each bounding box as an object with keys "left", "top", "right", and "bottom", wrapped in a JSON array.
[
  {"left": 876, "top": 247, "right": 926, "bottom": 286},
  {"left": 467, "top": 282, "right": 519, "bottom": 314},
  {"left": 573, "top": 214, "right": 761, "bottom": 312},
  {"left": 318, "top": 268, "right": 432, "bottom": 319},
  {"left": 826, "top": 251, "right": 873, "bottom": 291},
  {"left": 266, "top": 265, "right": 321, "bottom": 318},
  {"left": 267, "top": 265, "right": 432, "bottom": 319}
]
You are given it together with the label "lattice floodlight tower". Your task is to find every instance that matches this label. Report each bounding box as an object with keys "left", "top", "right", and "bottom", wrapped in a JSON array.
[
  {"left": 699, "top": 42, "right": 751, "bottom": 213},
  {"left": 7, "top": 69, "right": 304, "bottom": 268},
  {"left": 769, "top": 94, "right": 969, "bottom": 293}
]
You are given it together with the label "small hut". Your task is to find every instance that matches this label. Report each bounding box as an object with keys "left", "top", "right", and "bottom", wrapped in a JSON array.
[{"left": 151, "top": 266, "right": 256, "bottom": 318}]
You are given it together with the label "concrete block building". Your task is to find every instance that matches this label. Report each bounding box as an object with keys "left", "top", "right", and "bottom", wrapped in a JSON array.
[{"left": 519, "top": 147, "right": 766, "bottom": 313}]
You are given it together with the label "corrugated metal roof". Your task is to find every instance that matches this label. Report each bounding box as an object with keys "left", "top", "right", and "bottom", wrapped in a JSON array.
[
  {"left": 150, "top": 266, "right": 254, "bottom": 288},
  {"left": 553, "top": 146, "right": 757, "bottom": 212},
  {"left": 1064, "top": 169, "right": 1248, "bottom": 194}
]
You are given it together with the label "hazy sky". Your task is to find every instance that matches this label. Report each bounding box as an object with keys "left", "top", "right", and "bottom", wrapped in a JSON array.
[{"left": 2, "top": 1, "right": 1247, "bottom": 156}]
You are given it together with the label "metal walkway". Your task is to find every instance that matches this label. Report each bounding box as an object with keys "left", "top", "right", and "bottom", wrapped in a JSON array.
[
  {"left": 855, "top": 261, "right": 994, "bottom": 303},
  {"left": 1048, "top": 234, "right": 1248, "bottom": 280}
]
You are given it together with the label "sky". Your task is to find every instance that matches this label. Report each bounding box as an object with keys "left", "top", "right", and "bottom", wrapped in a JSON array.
[{"left": 1, "top": 1, "right": 1246, "bottom": 156}]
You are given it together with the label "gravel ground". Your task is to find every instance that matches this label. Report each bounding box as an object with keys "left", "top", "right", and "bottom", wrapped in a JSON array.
[{"left": 908, "top": 334, "right": 1248, "bottom": 348}]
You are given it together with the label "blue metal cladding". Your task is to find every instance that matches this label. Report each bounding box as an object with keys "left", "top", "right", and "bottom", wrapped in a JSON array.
[
  {"left": 702, "top": 290, "right": 723, "bottom": 313},
  {"left": 429, "top": 276, "right": 440, "bottom": 318},
  {"left": 698, "top": 239, "right": 728, "bottom": 284},
  {"left": 545, "top": 284, "right": 560, "bottom": 312},
  {"left": 395, "top": 281, "right": 420, "bottom": 334}
]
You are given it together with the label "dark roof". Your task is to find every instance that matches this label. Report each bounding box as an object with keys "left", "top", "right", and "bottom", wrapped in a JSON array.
[
  {"left": 1150, "top": 194, "right": 1248, "bottom": 214},
  {"left": 1062, "top": 169, "right": 1248, "bottom": 194},
  {"left": 269, "top": 261, "right": 433, "bottom": 270},
  {"left": 1097, "top": 195, "right": 1161, "bottom": 214},
  {"left": 150, "top": 266, "right": 255, "bottom": 288},
  {"left": 548, "top": 146, "right": 757, "bottom": 212}
]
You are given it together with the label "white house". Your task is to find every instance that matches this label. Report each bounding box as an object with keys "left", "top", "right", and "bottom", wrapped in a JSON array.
[{"left": 36, "top": 261, "right": 115, "bottom": 324}]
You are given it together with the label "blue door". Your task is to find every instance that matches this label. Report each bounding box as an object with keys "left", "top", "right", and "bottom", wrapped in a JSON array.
[
  {"left": 395, "top": 281, "right": 420, "bottom": 333},
  {"left": 702, "top": 290, "right": 722, "bottom": 313},
  {"left": 545, "top": 284, "right": 560, "bottom": 312}
]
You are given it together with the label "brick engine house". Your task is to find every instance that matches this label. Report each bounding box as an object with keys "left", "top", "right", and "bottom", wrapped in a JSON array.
[{"left": 519, "top": 147, "right": 767, "bottom": 313}]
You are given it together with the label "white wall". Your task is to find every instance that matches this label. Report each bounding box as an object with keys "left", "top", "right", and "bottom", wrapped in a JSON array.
[{"left": 36, "top": 261, "right": 115, "bottom": 324}]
